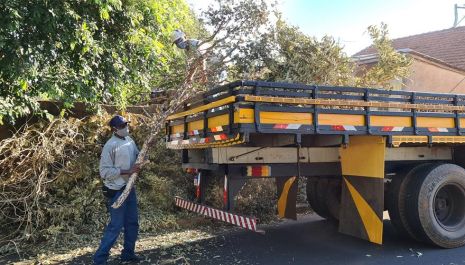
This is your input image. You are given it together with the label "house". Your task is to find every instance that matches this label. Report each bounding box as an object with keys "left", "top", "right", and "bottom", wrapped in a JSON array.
[{"left": 353, "top": 26, "right": 465, "bottom": 94}]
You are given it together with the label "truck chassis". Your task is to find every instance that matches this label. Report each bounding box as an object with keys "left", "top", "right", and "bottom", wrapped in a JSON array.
[{"left": 166, "top": 81, "right": 465, "bottom": 248}]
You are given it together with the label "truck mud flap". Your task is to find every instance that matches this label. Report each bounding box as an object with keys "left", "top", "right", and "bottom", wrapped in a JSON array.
[
  {"left": 276, "top": 176, "right": 298, "bottom": 220},
  {"left": 175, "top": 196, "right": 263, "bottom": 233},
  {"left": 338, "top": 136, "right": 385, "bottom": 245}
]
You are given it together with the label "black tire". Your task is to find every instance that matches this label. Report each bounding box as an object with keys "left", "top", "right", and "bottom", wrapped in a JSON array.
[
  {"left": 324, "top": 178, "right": 341, "bottom": 221},
  {"left": 306, "top": 177, "right": 341, "bottom": 221},
  {"left": 306, "top": 178, "right": 330, "bottom": 219},
  {"left": 405, "top": 163, "right": 465, "bottom": 248},
  {"left": 386, "top": 164, "right": 431, "bottom": 241}
]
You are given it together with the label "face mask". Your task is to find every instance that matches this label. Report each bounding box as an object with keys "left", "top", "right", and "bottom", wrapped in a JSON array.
[{"left": 116, "top": 126, "right": 129, "bottom": 138}]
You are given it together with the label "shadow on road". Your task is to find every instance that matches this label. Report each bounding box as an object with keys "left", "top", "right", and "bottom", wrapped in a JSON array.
[{"left": 66, "top": 214, "right": 464, "bottom": 265}]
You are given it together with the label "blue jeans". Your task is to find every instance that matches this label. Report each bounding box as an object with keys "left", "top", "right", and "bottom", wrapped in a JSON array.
[{"left": 93, "top": 188, "right": 139, "bottom": 265}]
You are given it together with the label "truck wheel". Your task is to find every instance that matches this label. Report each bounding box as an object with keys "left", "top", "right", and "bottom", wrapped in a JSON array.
[
  {"left": 386, "top": 165, "right": 430, "bottom": 241},
  {"left": 306, "top": 177, "right": 341, "bottom": 221},
  {"left": 324, "top": 178, "right": 341, "bottom": 221},
  {"left": 306, "top": 178, "right": 330, "bottom": 219},
  {"left": 405, "top": 163, "right": 465, "bottom": 248}
]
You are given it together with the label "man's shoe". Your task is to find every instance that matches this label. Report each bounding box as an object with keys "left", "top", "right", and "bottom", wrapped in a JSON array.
[{"left": 120, "top": 255, "right": 141, "bottom": 264}]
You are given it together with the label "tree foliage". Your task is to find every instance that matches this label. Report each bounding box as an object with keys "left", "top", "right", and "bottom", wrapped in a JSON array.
[
  {"left": 182, "top": 0, "right": 272, "bottom": 87},
  {"left": 230, "top": 18, "right": 411, "bottom": 90},
  {"left": 0, "top": 0, "right": 412, "bottom": 125},
  {"left": 355, "top": 22, "right": 412, "bottom": 89},
  {"left": 265, "top": 17, "right": 353, "bottom": 85},
  {"left": 0, "top": 0, "right": 200, "bottom": 124}
]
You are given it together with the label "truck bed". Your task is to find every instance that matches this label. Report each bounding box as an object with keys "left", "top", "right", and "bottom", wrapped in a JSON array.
[{"left": 166, "top": 80, "right": 465, "bottom": 149}]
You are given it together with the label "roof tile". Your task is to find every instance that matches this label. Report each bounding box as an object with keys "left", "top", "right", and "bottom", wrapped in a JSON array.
[{"left": 354, "top": 26, "right": 465, "bottom": 70}]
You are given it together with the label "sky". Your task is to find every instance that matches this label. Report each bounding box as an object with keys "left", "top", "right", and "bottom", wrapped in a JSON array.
[{"left": 186, "top": 0, "right": 465, "bottom": 55}]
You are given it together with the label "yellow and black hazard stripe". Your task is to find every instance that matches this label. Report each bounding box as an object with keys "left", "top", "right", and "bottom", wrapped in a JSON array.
[
  {"left": 340, "top": 176, "right": 384, "bottom": 244},
  {"left": 338, "top": 136, "right": 385, "bottom": 245},
  {"left": 276, "top": 176, "right": 298, "bottom": 220}
]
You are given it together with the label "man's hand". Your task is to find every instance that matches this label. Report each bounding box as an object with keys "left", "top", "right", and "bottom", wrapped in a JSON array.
[
  {"left": 120, "top": 163, "right": 142, "bottom": 176},
  {"left": 131, "top": 163, "right": 142, "bottom": 174},
  {"left": 122, "top": 175, "right": 130, "bottom": 182}
]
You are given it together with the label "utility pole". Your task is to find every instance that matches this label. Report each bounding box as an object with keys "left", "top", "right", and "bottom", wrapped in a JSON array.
[{"left": 454, "top": 3, "right": 465, "bottom": 27}]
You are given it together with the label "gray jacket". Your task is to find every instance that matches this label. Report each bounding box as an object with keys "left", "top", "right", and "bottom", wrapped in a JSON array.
[{"left": 99, "top": 135, "right": 139, "bottom": 190}]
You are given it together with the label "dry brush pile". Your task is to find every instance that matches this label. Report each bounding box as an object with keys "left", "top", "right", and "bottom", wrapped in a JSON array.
[
  {"left": 0, "top": 113, "right": 189, "bottom": 255},
  {"left": 0, "top": 112, "right": 279, "bottom": 256}
]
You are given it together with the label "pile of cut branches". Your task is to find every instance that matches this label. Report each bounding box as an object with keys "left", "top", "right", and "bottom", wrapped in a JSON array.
[
  {"left": 0, "top": 118, "right": 88, "bottom": 247},
  {"left": 0, "top": 114, "right": 189, "bottom": 255}
]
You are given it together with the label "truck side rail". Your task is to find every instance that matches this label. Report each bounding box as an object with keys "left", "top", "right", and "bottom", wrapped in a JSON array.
[{"left": 166, "top": 80, "right": 465, "bottom": 148}]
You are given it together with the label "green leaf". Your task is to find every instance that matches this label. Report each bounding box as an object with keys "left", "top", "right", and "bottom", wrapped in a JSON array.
[
  {"left": 20, "top": 80, "right": 28, "bottom": 91},
  {"left": 100, "top": 9, "right": 110, "bottom": 20}
]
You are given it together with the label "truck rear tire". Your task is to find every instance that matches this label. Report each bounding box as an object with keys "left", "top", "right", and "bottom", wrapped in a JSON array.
[
  {"left": 324, "top": 178, "right": 341, "bottom": 221},
  {"left": 306, "top": 178, "right": 331, "bottom": 219},
  {"left": 306, "top": 177, "right": 341, "bottom": 221},
  {"left": 405, "top": 163, "right": 465, "bottom": 248},
  {"left": 386, "top": 164, "right": 431, "bottom": 241}
]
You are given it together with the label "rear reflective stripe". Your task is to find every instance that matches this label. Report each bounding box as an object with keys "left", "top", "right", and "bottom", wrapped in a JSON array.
[
  {"left": 381, "top": 126, "right": 404, "bottom": 132},
  {"left": 247, "top": 166, "right": 271, "bottom": 177},
  {"left": 273, "top": 124, "right": 302, "bottom": 129},
  {"left": 214, "top": 133, "right": 228, "bottom": 141},
  {"left": 287, "top": 124, "right": 302, "bottom": 129},
  {"left": 331, "top": 125, "right": 344, "bottom": 131},
  {"left": 188, "top": 130, "right": 200, "bottom": 136},
  {"left": 343, "top": 125, "right": 356, "bottom": 131},
  {"left": 428, "top": 127, "right": 449, "bottom": 132},
  {"left": 332, "top": 125, "right": 357, "bottom": 131},
  {"left": 211, "top": 126, "right": 223, "bottom": 132},
  {"left": 273, "top": 124, "right": 287, "bottom": 129}
]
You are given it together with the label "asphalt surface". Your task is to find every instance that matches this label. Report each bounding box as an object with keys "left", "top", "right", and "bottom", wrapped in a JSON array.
[{"left": 68, "top": 214, "right": 465, "bottom": 265}]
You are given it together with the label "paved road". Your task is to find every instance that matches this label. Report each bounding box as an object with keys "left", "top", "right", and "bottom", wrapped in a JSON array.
[{"left": 69, "top": 214, "right": 465, "bottom": 265}]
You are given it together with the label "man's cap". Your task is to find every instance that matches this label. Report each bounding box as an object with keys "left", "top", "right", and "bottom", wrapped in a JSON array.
[{"left": 109, "top": 115, "right": 129, "bottom": 128}]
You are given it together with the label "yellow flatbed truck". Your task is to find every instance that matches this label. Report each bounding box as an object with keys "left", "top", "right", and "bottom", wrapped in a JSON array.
[{"left": 166, "top": 80, "right": 465, "bottom": 248}]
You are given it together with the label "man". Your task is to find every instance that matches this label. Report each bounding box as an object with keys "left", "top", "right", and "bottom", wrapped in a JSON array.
[
  {"left": 171, "top": 29, "right": 210, "bottom": 84},
  {"left": 171, "top": 29, "right": 203, "bottom": 53},
  {"left": 93, "top": 115, "right": 141, "bottom": 265}
]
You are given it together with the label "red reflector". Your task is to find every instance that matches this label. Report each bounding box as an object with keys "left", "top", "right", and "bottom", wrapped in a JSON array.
[
  {"left": 273, "top": 124, "right": 287, "bottom": 129},
  {"left": 251, "top": 166, "right": 262, "bottom": 176},
  {"left": 381, "top": 126, "right": 393, "bottom": 132},
  {"left": 331, "top": 125, "right": 345, "bottom": 131},
  {"left": 219, "top": 133, "right": 228, "bottom": 140}
]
